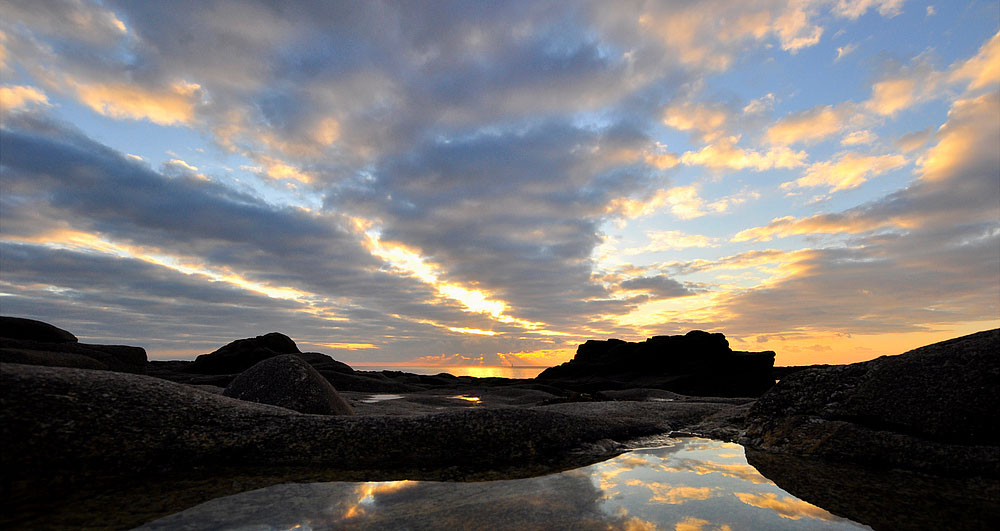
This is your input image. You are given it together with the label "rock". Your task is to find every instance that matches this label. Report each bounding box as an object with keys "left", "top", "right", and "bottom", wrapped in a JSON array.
[
  {"left": 745, "top": 448, "right": 1000, "bottom": 531},
  {"left": 186, "top": 332, "right": 301, "bottom": 374},
  {"left": 0, "top": 317, "right": 147, "bottom": 374},
  {"left": 223, "top": 354, "right": 354, "bottom": 415},
  {"left": 298, "top": 351, "right": 354, "bottom": 373},
  {"left": 742, "top": 329, "right": 1000, "bottom": 477},
  {"left": 536, "top": 331, "right": 775, "bottom": 397},
  {"left": 0, "top": 362, "right": 670, "bottom": 517},
  {"left": 1, "top": 316, "right": 78, "bottom": 343}
]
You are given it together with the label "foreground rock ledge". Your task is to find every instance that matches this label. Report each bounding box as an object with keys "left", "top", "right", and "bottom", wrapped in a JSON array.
[
  {"left": 741, "top": 328, "right": 1000, "bottom": 478},
  {"left": 1, "top": 363, "right": 726, "bottom": 508}
]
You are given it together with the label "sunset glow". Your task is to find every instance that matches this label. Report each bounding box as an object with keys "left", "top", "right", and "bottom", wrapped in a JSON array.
[{"left": 1, "top": 1, "right": 996, "bottom": 366}]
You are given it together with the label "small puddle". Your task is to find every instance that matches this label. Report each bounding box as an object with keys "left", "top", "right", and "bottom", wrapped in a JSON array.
[
  {"left": 360, "top": 394, "right": 405, "bottom": 404},
  {"left": 450, "top": 395, "right": 481, "bottom": 403}
]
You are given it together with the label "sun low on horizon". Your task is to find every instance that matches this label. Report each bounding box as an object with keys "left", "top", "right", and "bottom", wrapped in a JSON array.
[{"left": 1, "top": 0, "right": 997, "bottom": 368}]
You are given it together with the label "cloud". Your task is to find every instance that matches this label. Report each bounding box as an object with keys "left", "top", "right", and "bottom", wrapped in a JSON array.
[
  {"left": 781, "top": 152, "right": 907, "bottom": 193},
  {"left": 625, "top": 230, "right": 719, "bottom": 254},
  {"left": 734, "top": 492, "right": 836, "bottom": 521},
  {"left": 70, "top": 79, "right": 202, "bottom": 126},
  {"left": 662, "top": 101, "right": 732, "bottom": 143},
  {"left": 950, "top": 30, "right": 1000, "bottom": 92},
  {"left": 682, "top": 137, "right": 808, "bottom": 171},
  {"left": 840, "top": 129, "right": 877, "bottom": 146},
  {"left": 719, "top": 91, "right": 999, "bottom": 336},
  {"left": 832, "top": 0, "right": 905, "bottom": 20},
  {"left": 619, "top": 276, "right": 695, "bottom": 300},
  {"left": 0, "top": 85, "right": 49, "bottom": 111},
  {"left": 834, "top": 42, "right": 858, "bottom": 62},
  {"left": 765, "top": 104, "right": 856, "bottom": 145}
]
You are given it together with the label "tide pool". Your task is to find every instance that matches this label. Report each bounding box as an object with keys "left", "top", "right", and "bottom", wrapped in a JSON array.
[{"left": 140, "top": 438, "right": 869, "bottom": 530}]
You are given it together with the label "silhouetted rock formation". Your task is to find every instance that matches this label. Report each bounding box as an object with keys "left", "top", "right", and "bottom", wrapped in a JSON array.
[
  {"left": 0, "top": 316, "right": 147, "bottom": 374},
  {"left": 536, "top": 331, "right": 776, "bottom": 397},
  {"left": 187, "top": 332, "right": 302, "bottom": 374},
  {"left": 0, "top": 316, "right": 78, "bottom": 343},
  {"left": 742, "top": 329, "right": 1000, "bottom": 478},
  {"left": 223, "top": 354, "right": 354, "bottom": 415}
]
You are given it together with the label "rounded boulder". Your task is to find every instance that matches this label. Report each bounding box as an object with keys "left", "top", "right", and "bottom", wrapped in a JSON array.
[{"left": 223, "top": 354, "right": 354, "bottom": 415}]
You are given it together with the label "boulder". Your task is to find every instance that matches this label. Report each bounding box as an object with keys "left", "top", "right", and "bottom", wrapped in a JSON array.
[
  {"left": 187, "top": 332, "right": 301, "bottom": 374},
  {"left": 223, "top": 354, "right": 354, "bottom": 415},
  {"left": 536, "top": 331, "right": 775, "bottom": 397},
  {"left": 0, "top": 317, "right": 147, "bottom": 374},
  {"left": 0, "top": 316, "right": 78, "bottom": 343},
  {"left": 742, "top": 329, "right": 1000, "bottom": 477}
]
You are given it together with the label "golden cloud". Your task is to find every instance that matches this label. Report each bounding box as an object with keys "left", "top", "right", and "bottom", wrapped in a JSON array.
[
  {"left": 765, "top": 104, "right": 853, "bottom": 145},
  {"left": 681, "top": 137, "right": 807, "bottom": 171},
  {"left": 0, "top": 84, "right": 49, "bottom": 111},
  {"left": 72, "top": 79, "right": 201, "bottom": 125},
  {"left": 782, "top": 152, "right": 907, "bottom": 192},
  {"left": 950, "top": 30, "right": 1000, "bottom": 91},
  {"left": 733, "top": 492, "right": 836, "bottom": 521}
]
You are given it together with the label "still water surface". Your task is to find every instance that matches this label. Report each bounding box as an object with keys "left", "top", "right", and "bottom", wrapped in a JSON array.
[{"left": 141, "top": 438, "right": 870, "bottom": 530}]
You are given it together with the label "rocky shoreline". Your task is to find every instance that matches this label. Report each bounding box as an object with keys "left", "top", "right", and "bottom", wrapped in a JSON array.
[{"left": 1, "top": 316, "right": 998, "bottom": 529}]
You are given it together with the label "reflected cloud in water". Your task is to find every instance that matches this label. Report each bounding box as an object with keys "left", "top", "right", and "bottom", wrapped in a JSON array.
[{"left": 140, "top": 438, "right": 869, "bottom": 530}]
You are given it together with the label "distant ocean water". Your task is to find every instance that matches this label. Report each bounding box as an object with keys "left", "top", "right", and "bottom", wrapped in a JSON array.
[{"left": 352, "top": 365, "right": 547, "bottom": 379}]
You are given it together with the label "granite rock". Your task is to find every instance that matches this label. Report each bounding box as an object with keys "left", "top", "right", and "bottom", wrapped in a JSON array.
[
  {"left": 223, "top": 354, "right": 354, "bottom": 415},
  {"left": 742, "top": 329, "right": 1000, "bottom": 477}
]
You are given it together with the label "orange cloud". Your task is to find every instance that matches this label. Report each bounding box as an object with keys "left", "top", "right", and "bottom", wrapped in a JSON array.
[
  {"left": 765, "top": 104, "right": 854, "bottom": 145},
  {"left": 866, "top": 78, "right": 916, "bottom": 115},
  {"left": 950, "top": 30, "right": 1000, "bottom": 91},
  {"left": 627, "top": 481, "right": 719, "bottom": 505},
  {"left": 0, "top": 85, "right": 49, "bottom": 111},
  {"left": 72, "top": 79, "right": 201, "bottom": 125},
  {"left": 663, "top": 102, "right": 730, "bottom": 142},
  {"left": 918, "top": 92, "right": 1000, "bottom": 183},
  {"left": 731, "top": 213, "right": 913, "bottom": 242},
  {"left": 733, "top": 492, "right": 836, "bottom": 521},
  {"left": 681, "top": 137, "right": 807, "bottom": 171},
  {"left": 782, "top": 152, "right": 907, "bottom": 192}
]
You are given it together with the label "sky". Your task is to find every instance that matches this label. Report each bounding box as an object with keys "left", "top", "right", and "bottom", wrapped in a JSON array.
[{"left": 1, "top": 0, "right": 998, "bottom": 367}]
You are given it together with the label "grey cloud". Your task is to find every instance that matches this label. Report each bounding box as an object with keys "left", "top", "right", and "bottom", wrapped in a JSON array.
[{"left": 620, "top": 275, "right": 695, "bottom": 300}]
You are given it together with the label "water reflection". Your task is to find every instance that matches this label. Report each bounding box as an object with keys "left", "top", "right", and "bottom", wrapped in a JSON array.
[{"left": 141, "top": 438, "right": 869, "bottom": 530}]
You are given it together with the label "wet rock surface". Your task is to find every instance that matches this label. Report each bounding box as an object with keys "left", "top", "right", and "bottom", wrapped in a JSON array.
[
  {"left": 742, "top": 329, "right": 1000, "bottom": 477},
  {"left": 223, "top": 354, "right": 354, "bottom": 415},
  {"left": 537, "top": 330, "right": 776, "bottom": 397}
]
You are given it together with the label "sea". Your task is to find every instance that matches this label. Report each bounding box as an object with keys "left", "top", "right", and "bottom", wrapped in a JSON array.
[{"left": 352, "top": 365, "right": 548, "bottom": 379}]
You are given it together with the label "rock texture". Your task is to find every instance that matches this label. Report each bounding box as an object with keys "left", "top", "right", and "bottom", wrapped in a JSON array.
[
  {"left": 537, "top": 331, "right": 775, "bottom": 397},
  {"left": 742, "top": 329, "right": 1000, "bottom": 477},
  {"left": 223, "top": 354, "right": 354, "bottom": 415},
  {"left": 0, "top": 316, "right": 147, "bottom": 374}
]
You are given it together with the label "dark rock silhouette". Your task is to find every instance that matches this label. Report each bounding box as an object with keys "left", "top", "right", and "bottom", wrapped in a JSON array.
[
  {"left": 536, "top": 330, "right": 775, "bottom": 397},
  {"left": 0, "top": 316, "right": 147, "bottom": 374},
  {"left": 223, "top": 354, "right": 354, "bottom": 415},
  {"left": 745, "top": 448, "right": 1000, "bottom": 531},
  {"left": 0, "top": 316, "right": 78, "bottom": 343},
  {"left": 742, "top": 329, "right": 1000, "bottom": 477},
  {"left": 187, "top": 332, "right": 302, "bottom": 374}
]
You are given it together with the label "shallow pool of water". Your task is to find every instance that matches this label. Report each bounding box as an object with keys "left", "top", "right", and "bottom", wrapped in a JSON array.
[{"left": 140, "top": 438, "right": 870, "bottom": 530}]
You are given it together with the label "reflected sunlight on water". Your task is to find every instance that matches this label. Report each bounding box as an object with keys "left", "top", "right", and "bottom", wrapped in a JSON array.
[
  {"left": 140, "top": 438, "right": 871, "bottom": 530},
  {"left": 353, "top": 366, "right": 547, "bottom": 378}
]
